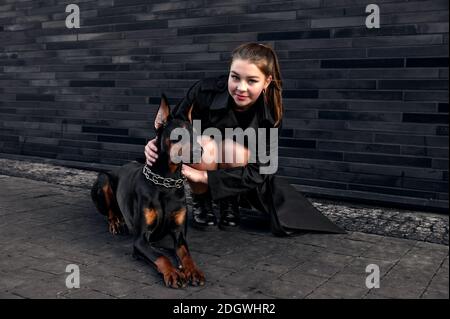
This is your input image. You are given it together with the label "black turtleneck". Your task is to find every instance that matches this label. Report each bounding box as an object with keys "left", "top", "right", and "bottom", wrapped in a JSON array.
[{"left": 230, "top": 95, "right": 259, "bottom": 129}]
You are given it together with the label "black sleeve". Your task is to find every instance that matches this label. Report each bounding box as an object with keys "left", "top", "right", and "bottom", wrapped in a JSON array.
[
  {"left": 171, "top": 80, "right": 202, "bottom": 121},
  {"left": 207, "top": 122, "right": 281, "bottom": 201}
]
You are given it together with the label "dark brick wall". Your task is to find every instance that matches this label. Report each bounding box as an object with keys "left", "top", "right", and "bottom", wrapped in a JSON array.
[{"left": 0, "top": 0, "right": 448, "bottom": 211}]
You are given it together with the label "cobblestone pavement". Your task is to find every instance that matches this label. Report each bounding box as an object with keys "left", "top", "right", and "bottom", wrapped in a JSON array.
[{"left": 0, "top": 157, "right": 448, "bottom": 299}]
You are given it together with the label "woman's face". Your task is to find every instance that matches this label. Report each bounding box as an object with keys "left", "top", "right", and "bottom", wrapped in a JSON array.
[{"left": 228, "top": 59, "right": 272, "bottom": 111}]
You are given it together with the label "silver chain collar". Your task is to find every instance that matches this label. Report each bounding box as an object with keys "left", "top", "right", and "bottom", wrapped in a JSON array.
[{"left": 142, "top": 164, "right": 185, "bottom": 189}]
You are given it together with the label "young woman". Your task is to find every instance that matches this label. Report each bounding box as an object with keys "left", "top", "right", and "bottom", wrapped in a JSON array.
[{"left": 144, "top": 43, "right": 344, "bottom": 236}]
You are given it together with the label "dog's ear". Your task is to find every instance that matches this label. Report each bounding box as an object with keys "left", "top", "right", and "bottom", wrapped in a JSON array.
[
  {"left": 154, "top": 93, "right": 171, "bottom": 130},
  {"left": 187, "top": 103, "right": 194, "bottom": 123}
]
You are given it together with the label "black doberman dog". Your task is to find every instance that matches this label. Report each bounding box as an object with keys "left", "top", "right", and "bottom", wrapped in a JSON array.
[{"left": 91, "top": 95, "right": 205, "bottom": 288}]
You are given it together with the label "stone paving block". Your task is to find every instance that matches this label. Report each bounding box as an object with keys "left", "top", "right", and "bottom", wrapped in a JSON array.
[
  {"left": 258, "top": 276, "right": 328, "bottom": 299},
  {"left": 305, "top": 282, "right": 370, "bottom": 299},
  {"left": 49, "top": 222, "right": 107, "bottom": 238},
  {"left": 380, "top": 234, "right": 430, "bottom": 246},
  {"left": 7, "top": 276, "right": 68, "bottom": 299},
  {"left": 189, "top": 233, "right": 266, "bottom": 259},
  {"left": 344, "top": 232, "right": 386, "bottom": 244},
  {"left": 219, "top": 268, "right": 280, "bottom": 290},
  {"left": 253, "top": 253, "right": 303, "bottom": 274},
  {"left": 184, "top": 251, "right": 224, "bottom": 267},
  {"left": 80, "top": 276, "right": 150, "bottom": 298},
  {"left": 188, "top": 283, "right": 273, "bottom": 299},
  {"left": 29, "top": 228, "right": 94, "bottom": 245},
  {"left": 372, "top": 264, "right": 444, "bottom": 299},
  {"left": 187, "top": 284, "right": 244, "bottom": 299},
  {"left": 291, "top": 261, "right": 340, "bottom": 279},
  {"left": 206, "top": 240, "right": 286, "bottom": 269},
  {"left": 283, "top": 253, "right": 353, "bottom": 279},
  {"left": 1, "top": 213, "right": 55, "bottom": 230},
  {"left": 361, "top": 239, "right": 414, "bottom": 262},
  {"left": 65, "top": 237, "right": 129, "bottom": 259},
  {"left": 327, "top": 257, "right": 396, "bottom": 288},
  {"left": 81, "top": 261, "right": 139, "bottom": 282},
  {"left": 0, "top": 198, "right": 66, "bottom": 214},
  {"left": 115, "top": 268, "right": 165, "bottom": 286},
  {"left": 396, "top": 245, "right": 448, "bottom": 270},
  {"left": 293, "top": 233, "right": 373, "bottom": 256},
  {"left": 63, "top": 288, "right": 116, "bottom": 299},
  {"left": 105, "top": 255, "right": 162, "bottom": 277},
  {"left": 27, "top": 257, "right": 78, "bottom": 276},
  {"left": 278, "top": 242, "right": 323, "bottom": 262},
  {"left": 44, "top": 245, "right": 108, "bottom": 267},
  {"left": 206, "top": 251, "right": 270, "bottom": 271},
  {"left": 415, "top": 240, "right": 450, "bottom": 250},
  {"left": 441, "top": 255, "right": 449, "bottom": 271},
  {"left": 0, "top": 268, "right": 57, "bottom": 291},
  {"left": 121, "top": 282, "right": 199, "bottom": 299},
  {"left": 0, "top": 290, "right": 24, "bottom": 299},
  {"left": 301, "top": 250, "right": 355, "bottom": 265},
  {"left": 383, "top": 266, "right": 436, "bottom": 287},
  {"left": 425, "top": 276, "right": 449, "bottom": 295},
  {"left": 0, "top": 189, "right": 61, "bottom": 203},
  {"left": 52, "top": 251, "right": 103, "bottom": 269},
  {"left": 17, "top": 205, "right": 85, "bottom": 224},
  {"left": 421, "top": 289, "right": 449, "bottom": 299},
  {"left": 60, "top": 196, "right": 96, "bottom": 209},
  {"left": 1, "top": 241, "right": 38, "bottom": 256},
  {"left": 0, "top": 253, "right": 41, "bottom": 273},
  {"left": 197, "top": 264, "right": 236, "bottom": 285},
  {"left": 368, "top": 282, "right": 425, "bottom": 299},
  {"left": 363, "top": 291, "right": 395, "bottom": 299}
]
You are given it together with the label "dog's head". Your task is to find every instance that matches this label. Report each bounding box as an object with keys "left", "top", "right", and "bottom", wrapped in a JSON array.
[{"left": 153, "top": 95, "right": 200, "bottom": 169}]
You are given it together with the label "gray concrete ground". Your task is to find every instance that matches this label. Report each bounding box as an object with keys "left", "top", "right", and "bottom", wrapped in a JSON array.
[{"left": 0, "top": 157, "right": 448, "bottom": 299}]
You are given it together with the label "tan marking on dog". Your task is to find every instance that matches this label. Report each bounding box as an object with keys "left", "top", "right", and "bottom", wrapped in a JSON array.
[
  {"left": 172, "top": 207, "right": 187, "bottom": 226},
  {"left": 168, "top": 162, "right": 178, "bottom": 173},
  {"left": 102, "top": 184, "right": 113, "bottom": 206},
  {"left": 144, "top": 207, "right": 158, "bottom": 225},
  {"left": 102, "top": 184, "right": 115, "bottom": 219}
]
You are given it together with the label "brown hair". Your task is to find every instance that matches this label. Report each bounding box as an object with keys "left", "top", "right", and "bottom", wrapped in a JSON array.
[{"left": 230, "top": 43, "right": 283, "bottom": 127}]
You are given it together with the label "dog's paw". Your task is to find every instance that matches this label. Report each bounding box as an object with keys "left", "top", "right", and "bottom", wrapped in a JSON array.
[
  {"left": 108, "top": 216, "right": 123, "bottom": 235},
  {"left": 181, "top": 262, "right": 205, "bottom": 286},
  {"left": 162, "top": 268, "right": 187, "bottom": 289}
]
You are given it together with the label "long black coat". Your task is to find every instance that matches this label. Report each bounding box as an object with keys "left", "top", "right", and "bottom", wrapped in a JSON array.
[{"left": 172, "top": 74, "right": 345, "bottom": 236}]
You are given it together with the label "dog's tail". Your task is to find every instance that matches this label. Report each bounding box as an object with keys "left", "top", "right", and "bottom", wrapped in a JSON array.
[{"left": 91, "top": 172, "right": 113, "bottom": 216}]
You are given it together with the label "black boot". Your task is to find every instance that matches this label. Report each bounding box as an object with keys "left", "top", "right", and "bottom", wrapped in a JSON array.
[
  {"left": 191, "top": 191, "right": 217, "bottom": 228},
  {"left": 218, "top": 196, "right": 240, "bottom": 230}
]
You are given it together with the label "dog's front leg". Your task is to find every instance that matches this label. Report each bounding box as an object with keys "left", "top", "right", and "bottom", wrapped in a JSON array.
[
  {"left": 133, "top": 235, "right": 186, "bottom": 288},
  {"left": 172, "top": 231, "right": 205, "bottom": 286}
]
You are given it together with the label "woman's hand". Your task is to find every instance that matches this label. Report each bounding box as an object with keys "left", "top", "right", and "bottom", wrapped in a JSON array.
[
  {"left": 182, "top": 164, "right": 208, "bottom": 184},
  {"left": 144, "top": 138, "right": 158, "bottom": 166}
]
